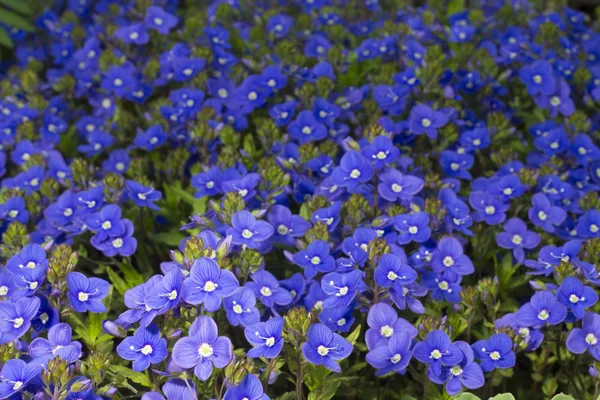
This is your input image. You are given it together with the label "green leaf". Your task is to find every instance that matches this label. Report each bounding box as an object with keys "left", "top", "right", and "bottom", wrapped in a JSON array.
[
  {"left": 454, "top": 394, "right": 481, "bottom": 400},
  {"left": 106, "top": 267, "right": 128, "bottom": 296},
  {"left": 0, "top": 9, "right": 34, "bottom": 31},
  {"left": 275, "top": 393, "right": 296, "bottom": 400},
  {"left": 489, "top": 394, "right": 516, "bottom": 400},
  {"left": 109, "top": 365, "right": 151, "bottom": 387},
  {"left": 0, "top": 0, "right": 33, "bottom": 15},
  {"left": 447, "top": 0, "right": 466, "bottom": 17},
  {"left": 119, "top": 262, "right": 144, "bottom": 287},
  {"left": 0, "top": 26, "right": 13, "bottom": 48},
  {"left": 151, "top": 231, "right": 186, "bottom": 247},
  {"left": 551, "top": 395, "right": 575, "bottom": 400},
  {"left": 346, "top": 324, "right": 361, "bottom": 345}
]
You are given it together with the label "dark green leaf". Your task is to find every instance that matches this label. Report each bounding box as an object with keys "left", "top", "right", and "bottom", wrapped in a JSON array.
[
  {"left": 0, "top": 0, "right": 33, "bottom": 15},
  {"left": 109, "top": 365, "right": 152, "bottom": 387},
  {"left": 0, "top": 26, "right": 13, "bottom": 48},
  {"left": 0, "top": 9, "right": 34, "bottom": 31}
]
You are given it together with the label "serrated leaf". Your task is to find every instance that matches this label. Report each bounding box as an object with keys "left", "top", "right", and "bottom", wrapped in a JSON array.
[
  {"left": 0, "top": 9, "right": 34, "bottom": 31},
  {"left": 0, "top": 26, "right": 13, "bottom": 48},
  {"left": 119, "top": 262, "right": 144, "bottom": 287},
  {"left": 0, "top": 0, "right": 33, "bottom": 15},
  {"left": 109, "top": 365, "right": 151, "bottom": 387}
]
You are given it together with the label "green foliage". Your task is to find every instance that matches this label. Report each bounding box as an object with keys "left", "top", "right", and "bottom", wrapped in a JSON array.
[{"left": 0, "top": 0, "right": 33, "bottom": 48}]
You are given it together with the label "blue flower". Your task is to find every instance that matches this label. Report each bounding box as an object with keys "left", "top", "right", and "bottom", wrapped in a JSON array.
[
  {"left": 246, "top": 270, "right": 292, "bottom": 308},
  {"left": 515, "top": 290, "right": 567, "bottom": 328},
  {"left": 408, "top": 104, "right": 449, "bottom": 140},
  {"left": 302, "top": 323, "right": 353, "bottom": 372},
  {"left": 244, "top": 317, "right": 284, "bottom": 359},
  {"left": 224, "top": 287, "right": 260, "bottom": 327},
  {"left": 117, "top": 324, "right": 168, "bottom": 371},
  {"left": 269, "top": 100, "right": 296, "bottom": 126},
  {"left": 172, "top": 316, "right": 232, "bottom": 381},
  {"left": 422, "top": 271, "right": 462, "bottom": 303},
  {"left": 495, "top": 313, "right": 544, "bottom": 351},
  {"left": 144, "top": 6, "right": 178, "bottom": 35},
  {"left": 0, "top": 197, "right": 29, "bottom": 223},
  {"left": 126, "top": 180, "right": 162, "bottom": 210},
  {"left": 366, "top": 332, "right": 413, "bottom": 376},
  {"left": 224, "top": 374, "right": 270, "bottom": 400},
  {"left": 6, "top": 243, "right": 47, "bottom": 274},
  {"left": 226, "top": 211, "right": 274, "bottom": 249},
  {"left": 268, "top": 205, "right": 311, "bottom": 246},
  {"left": 288, "top": 110, "right": 328, "bottom": 143},
  {"left": 321, "top": 270, "right": 363, "bottom": 308},
  {"left": 428, "top": 341, "right": 484, "bottom": 396},
  {"left": 90, "top": 219, "right": 137, "bottom": 257},
  {"left": 115, "top": 23, "right": 149, "bottom": 45},
  {"left": 293, "top": 240, "right": 335, "bottom": 279},
  {"left": 469, "top": 191, "right": 509, "bottom": 225},
  {"left": 84, "top": 204, "right": 124, "bottom": 241},
  {"left": 519, "top": 60, "right": 556, "bottom": 96},
  {"left": 182, "top": 258, "right": 239, "bottom": 312},
  {"left": 0, "top": 297, "right": 40, "bottom": 342},
  {"left": 0, "top": 359, "right": 42, "bottom": 399},
  {"left": 413, "top": 330, "right": 463, "bottom": 376},
  {"left": 267, "top": 14, "right": 293, "bottom": 38},
  {"left": 430, "top": 237, "right": 474, "bottom": 278},
  {"left": 528, "top": 193, "right": 567, "bottom": 233},
  {"left": 393, "top": 212, "right": 431, "bottom": 244},
  {"left": 377, "top": 169, "right": 424, "bottom": 201},
  {"left": 29, "top": 323, "right": 82, "bottom": 365},
  {"left": 121, "top": 276, "right": 165, "bottom": 327},
  {"left": 557, "top": 277, "right": 598, "bottom": 320},
  {"left": 145, "top": 269, "right": 183, "bottom": 314},
  {"left": 495, "top": 218, "right": 541, "bottom": 264},
  {"left": 472, "top": 334, "right": 516, "bottom": 372},
  {"left": 576, "top": 209, "right": 600, "bottom": 238},
  {"left": 67, "top": 272, "right": 109, "bottom": 313},
  {"left": 318, "top": 302, "right": 355, "bottom": 332},
  {"left": 365, "top": 303, "right": 417, "bottom": 351},
  {"left": 566, "top": 312, "right": 600, "bottom": 361},
  {"left": 134, "top": 125, "right": 167, "bottom": 151},
  {"left": 331, "top": 151, "right": 374, "bottom": 193},
  {"left": 373, "top": 254, "right": 417, "bottom": 295},
  {"left": 102, "top": 149, "right": 130, "bottom": 174}
]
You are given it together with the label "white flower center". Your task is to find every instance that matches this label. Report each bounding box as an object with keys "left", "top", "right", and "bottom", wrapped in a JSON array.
[
  {"left": 533, "top": 75, "right": 542, "bottom": 84},
  {"left": 380, "top": 325, "right": 394, "bottom": 337},
  {"left": 13, "top": 317, "right": 24, "bottom": 329},
  {"left": 260, "top": 287, "right": 272, "bottom": 297},
  {"left": 421, "top": 118, "right": 431, "bottom": 127},
  {"left": 112, "top": 238, "right": 124, "bottom": 249},
  {"left": 0, "top": 286, "right": 7, "bottom": 296},
  {"left": 485, "top": 206, "right": 495, "bottom": 215},
  {"left": 337, "top": 318, "right": 346, "bottom": 326},
  {"left": 233, "top": 304, "right": 243, "bottom": 314},
  {"left": 242, "top": 229, "right": 253, "bottom": 239},
  {"left": 12, "top": 382, "right": 23, "bottom": 391},
  {"left": 443, "top": 256, "right": 454, "bottom": 267},
  {"left": 203, "top": 281, "right": 218, "bottom": 292},
  {"left": 387, "top": 271, "right": 398, "bottom": 280},
  {"left": 376, "top": 151, "right": 387, "bottom": 160},
  {"left": 265, "top": 337, "right": 275, "bottom": 347},
  {"left": 569, "top": 294, "right": 580, "bottom": 303},
  {"left": 311, "top": 256, "right": 321, "bottom": 265},
  {"left": 490, "top": 351, "right": 501, "bottom": 360},
  {"left": 591, "top": 224, "right": 599, "bottom": 233},
  {"left": 538, "top": 211, "right": 547, "bottom": 221},
  {"left": 350, "top": 169, "right": 361, "bottom": 179},
  {"left": 390, "top": 353, "right": 402, "bottom": 364},
  {"left": 391, "top": 184, "right": 402, "bottom": 193},
  {"left": 78, "top": 292, "right": 89, "bottom": 302},
  {"left": 586, "top": 334, "right": 598, "bottom": 345},
  {"left": 430, "top": 349, "right": 442, "bottom": 359},
  {"left": 198, "top": 343, "right": 213, "bottom": 357},
  {"left": 168, "top": 290, "right": 178, "bottom": 300},
  {"left": 141, "top": 344, "right": 153, "bottom": 355},
  {"left": 317, "top": 345, "right": 329, "bottom": 356},
  {"left": 538, "top": 309, "right": 549, "bottom": 320},
  {"left": 102, "top": 221, "right": 112, "bottom": 230}
]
